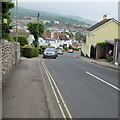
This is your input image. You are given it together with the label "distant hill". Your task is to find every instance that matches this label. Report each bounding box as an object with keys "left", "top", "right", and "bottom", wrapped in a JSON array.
[
  {"left": 65, "top": 15, "right": 97, "bottom": 25},
  {"left": 10, "top": 7, "right": 95, "bottom": 25}
]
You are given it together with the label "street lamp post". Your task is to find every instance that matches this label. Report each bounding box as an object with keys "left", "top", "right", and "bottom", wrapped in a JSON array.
[
  {"left": 15, "top": 0, "right": 18, "bottom": 64},
  {"left": 37, "top": 13, "right": 40, "bottom": 48}
]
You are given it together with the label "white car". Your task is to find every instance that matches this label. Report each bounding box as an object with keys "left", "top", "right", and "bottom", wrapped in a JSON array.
[{"left": 43, "top": 48, "right": 57, "bottom": 59}]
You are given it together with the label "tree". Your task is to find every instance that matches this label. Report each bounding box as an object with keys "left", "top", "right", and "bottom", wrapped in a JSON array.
[
  {"left": 75, "top": 32, "right": 86, "bottom": 42},
  {"left": 2, "top": 2, "right": 15, "bottom": 40},
  {"left": 27, "top": 22, "right": 45, "bottom": 43},
  {"left": 13, "top": 35, "right": 28, "bottom": 46}
]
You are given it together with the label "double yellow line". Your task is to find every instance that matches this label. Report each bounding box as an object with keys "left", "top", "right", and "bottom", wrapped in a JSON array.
[{"left": 42, "top": 61, "right": 72, "bottom": 120}]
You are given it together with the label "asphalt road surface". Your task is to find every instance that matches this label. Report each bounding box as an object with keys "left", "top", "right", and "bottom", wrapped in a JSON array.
[{"left": 43, "top": 52, "right": 119, "bottom": 119}]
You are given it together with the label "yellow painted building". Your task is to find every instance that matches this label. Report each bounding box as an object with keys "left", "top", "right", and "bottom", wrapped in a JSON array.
[{"left": 81, "top": 16, "right": 120, "bottom": 58}]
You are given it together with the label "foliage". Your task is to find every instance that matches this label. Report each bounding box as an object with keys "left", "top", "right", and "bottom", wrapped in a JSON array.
[
  {"left": 22, "top": 46, "right": 39, "bottom": 58},
  {"left": 13, "top": 35, "right": 28, "bottom": 46},
  {"left": 63, "top": 48, "right": 68, "bottom": 51},
  {"left": 97, "top": 42, "right": 106, "bottom": 46},
  {"left": 62, "top": 32, "right": 74, "bottom": 38},
  {"left": 69, "top": 45, "right": 73, "bottom": 49},
  {"left": 106, "top": 56, "right": 113, "bottom": 62},
  {"left": 75, "top": 32, "right": 86, "bottom": 41},
  {"left": 68, "top": 45, "right": 80, "bottom": 51},
  {"left": 2, "top": 2, "right": 15, "bottom": 40},
  {"left": 72, "top": 47, "right": 80, "bottom": 51},
  {"left": 27, "top": 22, "right": 45, "bottom": 42},
  {"left": 46, "top": 29, "right": 51, "bottom": 32}
]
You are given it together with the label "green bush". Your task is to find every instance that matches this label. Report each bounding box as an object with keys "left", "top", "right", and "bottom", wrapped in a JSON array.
[
  {"left": 22, "top": 46, "right": 39, "bottom": 58},
  {"left": 13, "top": 35, "right": 28, "bottom": 46},
  {"left": 72, "top": 48, "right": 80, "bottom": 51},
  {"left": 106, "top": 56, "right": 113, "bottom": 62},
  {"left": 97, "top": 42, "right": 106, "bottom": 46},
  {"left": 64, "top": 48, "right": 68, "bottom": 51},
  {"left": 68, "top": 45, "right": 80, "bottom": 51}
]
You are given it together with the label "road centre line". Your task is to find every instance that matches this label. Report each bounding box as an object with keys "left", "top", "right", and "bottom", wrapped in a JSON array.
[
  {"left": 86, "top": 71, "right": 120, "bottom": 91},
  {"left": 43, "top": 62, "right": 73, "bottom": 120}
]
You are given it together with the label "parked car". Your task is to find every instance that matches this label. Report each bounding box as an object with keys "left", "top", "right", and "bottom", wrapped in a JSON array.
[
  {"left": 57, "top": 49, "right": 63, "bottom": 55},
  {"left": 68, "top": 49, "right": 74, "bottom": 53},
  {"left": 43, "top": 48, "right": 57, "bottom": 59},
  {"left": 55, "top": 49, "right": 58, "bottom": 57}
]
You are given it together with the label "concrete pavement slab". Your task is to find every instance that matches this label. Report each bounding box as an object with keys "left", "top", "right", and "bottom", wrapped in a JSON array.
[{"left": 2, "top": 56, "right": 49, "bottom": 118}]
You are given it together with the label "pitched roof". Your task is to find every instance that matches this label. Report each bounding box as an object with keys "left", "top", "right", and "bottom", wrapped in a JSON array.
[
  {"left": 46, "top": 32, "right": 51, "bottom": 38},
  {"left": 42, "top": 33, "right": 48, "bottom": 39},
  {"left": 72, "top": 42, "right": 78, "bottom": 47},
  {"left": 10, "top": 30, "right": 30, "bottom": 38},
  {"left": 59, "top": 35, "right": 69, "bottom": 40},
  {"left": 53, "top": 33, "right": 66, "bottom": 39},
  {"left": 87, "top": 18, "right": 112, "bottom": 31}
]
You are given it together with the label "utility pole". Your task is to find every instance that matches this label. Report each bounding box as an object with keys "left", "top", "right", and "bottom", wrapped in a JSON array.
[{"left": 15, "top": 0, "right": 18, "bottom": 64}]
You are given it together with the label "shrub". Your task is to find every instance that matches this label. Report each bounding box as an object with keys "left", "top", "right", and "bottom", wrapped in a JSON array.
[
  {"left": 72, "top": 48, "right": 80, "bottom": 51},
  {"left": 97, "top": 42, "right": 106, "bottom": 46},
  {"left": 68, "top": 45, "right": 80, "bottom": 51},
  {"left": 13, "top": 35, "right": 28, "bottom": 46},
  {"left": 106, "top": 56, "right": 113, "bottom": 62},
  {"left": 64, "top": 48, "right": 68, "bottom": 51},
  {"left": 22, "top": 46, "right": 39, "bottom": 58}
]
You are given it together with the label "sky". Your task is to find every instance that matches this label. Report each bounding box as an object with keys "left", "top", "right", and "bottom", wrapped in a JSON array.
[{"left": 18, "top": 0, "right": 118, "bottom": 22}]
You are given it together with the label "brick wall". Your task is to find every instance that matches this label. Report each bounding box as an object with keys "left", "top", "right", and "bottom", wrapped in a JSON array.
[{"left": 0, "top": 40, "right": 20, "bottom": 78}]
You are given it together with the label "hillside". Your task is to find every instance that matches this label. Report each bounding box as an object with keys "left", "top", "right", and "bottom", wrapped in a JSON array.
[{"left": 10, "top": 7, "right": 93, "bottom": 25}]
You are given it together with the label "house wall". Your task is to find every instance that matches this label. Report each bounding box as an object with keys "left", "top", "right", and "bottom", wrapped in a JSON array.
[
  {"left": 50, "top": 40, "right": 58, "bottom": 48},
  {"left": 38, "top": 37, "right": 47, "bottom": 46},
  {"left": 58, "top": 40, "right": 72, "bottom": 48},
  {"left": 28, "top": 35, "right": 34, "bottom": 45},
  {"left": 82, "top": 20, "right": 119, "bottom": 57}
]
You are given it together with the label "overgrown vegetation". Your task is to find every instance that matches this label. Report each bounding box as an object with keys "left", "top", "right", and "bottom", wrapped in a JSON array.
[
  {"left": 13, "top": 35, "right": 28, "bottom": 46},
  {"left": 69, "top": 45, "right": 80, "bottom": 51},
  {"left": 2, "top": 2, "right": 15, "bottom": 40},
  {"left": 97, "top": 42, "right": 106, "bottom": 46},
  {"left": 106, "top": 56, "right": 113, "bottom": 62},
  {"left": 27, "top": 22, "right": 45, "bottom": 45},
  {"left": 75, "top": 32, "right": 86, "bottom": 43}
]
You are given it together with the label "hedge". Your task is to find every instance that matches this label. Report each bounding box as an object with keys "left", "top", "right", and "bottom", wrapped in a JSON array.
[
  {"left": 22, "top": 46, "right": 39, "bottom": 58},
  {"left": 97, "top": 42, "right": 106, "bottom": 46}
]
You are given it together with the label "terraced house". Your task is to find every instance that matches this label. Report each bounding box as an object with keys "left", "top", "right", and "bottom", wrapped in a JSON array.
[{"left": 81, "top": 15, "right": 120, "bottom": 59}]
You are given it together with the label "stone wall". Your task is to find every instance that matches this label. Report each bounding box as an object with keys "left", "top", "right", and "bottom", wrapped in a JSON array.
[{"left": 0, "top": 40, "right": 20, "bottom": 78}]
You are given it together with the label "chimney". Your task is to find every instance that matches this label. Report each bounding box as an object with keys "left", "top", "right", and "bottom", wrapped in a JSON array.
[{"left": 103, "top": 15, "right": 107, "bottom": 20}]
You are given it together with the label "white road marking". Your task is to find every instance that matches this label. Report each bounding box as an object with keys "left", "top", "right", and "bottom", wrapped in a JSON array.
[{"left": 86, "top": 71, "right": 120, "bottom": 91}]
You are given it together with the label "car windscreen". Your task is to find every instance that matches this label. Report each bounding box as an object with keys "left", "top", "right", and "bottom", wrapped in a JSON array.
[{"left": 45, "top": 49, "right": 55, "bottom": 52}]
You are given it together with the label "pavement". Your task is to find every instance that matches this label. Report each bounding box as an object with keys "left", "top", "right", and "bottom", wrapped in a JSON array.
[
  {"left": 75, "top": 55, "right": 120, "bottom": 71},
  {"left": 2, "top": 56, "right": 49, "bottom": 118}
]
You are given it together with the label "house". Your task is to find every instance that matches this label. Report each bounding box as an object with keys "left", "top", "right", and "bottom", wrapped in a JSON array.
[
  {"left": 10, "top": 30, "right": 35, "bottom": 45},
  {"left": 40, "top": 32, "right": 58, "bottom": 48},
  {"left": 58, "top": 34, "right": 72, "bottom": 48},
  {"left": 39, "top": 32, "right": 72, "bottom": 48},
  {"left": 81, "top": 15, "right": 120, "bottom": 58}
]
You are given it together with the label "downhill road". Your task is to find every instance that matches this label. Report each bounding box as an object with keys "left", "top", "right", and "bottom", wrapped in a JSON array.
[{"left": 43, "top": 52, "right": 119, "bottom": 118}]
